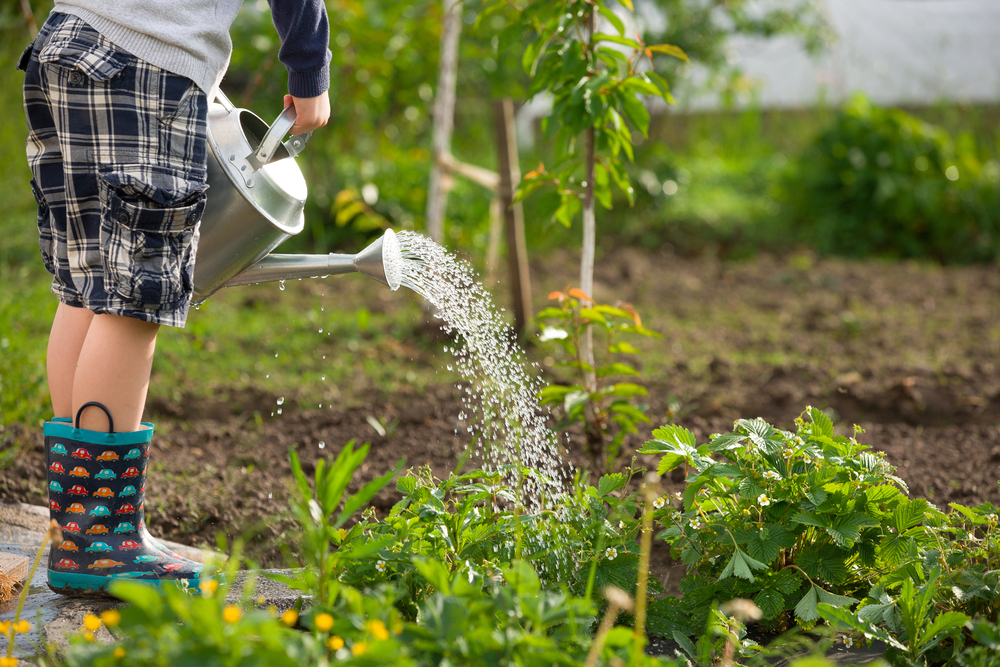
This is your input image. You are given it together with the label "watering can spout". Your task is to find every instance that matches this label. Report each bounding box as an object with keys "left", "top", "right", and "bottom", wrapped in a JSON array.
[{"left": 221, "top": 229, "right": 402, "bottom": 291}]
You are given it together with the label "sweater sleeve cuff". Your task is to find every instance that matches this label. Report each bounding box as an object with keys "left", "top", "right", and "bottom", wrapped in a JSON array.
[{"left": 287, "top": 60, "right": 330, "bottom": 98}]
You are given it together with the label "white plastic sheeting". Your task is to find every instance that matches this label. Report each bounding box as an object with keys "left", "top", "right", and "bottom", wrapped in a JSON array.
[{"left": 685, "top": 0, "right": 1000, "bottom": 109}]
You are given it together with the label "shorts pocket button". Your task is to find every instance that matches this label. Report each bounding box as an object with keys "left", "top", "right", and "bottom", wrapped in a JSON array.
[
  {"left": 69, "top": 71, "right": 83, "bottom": 85},
  {"left": 118, "top": 212, "right": 129, "bottom": 224}
]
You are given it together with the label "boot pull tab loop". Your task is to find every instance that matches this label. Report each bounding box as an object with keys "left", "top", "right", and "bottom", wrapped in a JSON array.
[{"left": 75, "top": 402, "right": 114, "bottom": 434}]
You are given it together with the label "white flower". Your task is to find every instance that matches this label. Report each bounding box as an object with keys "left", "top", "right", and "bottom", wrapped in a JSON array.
[
  {"left": 538, "top": 326, "right": 568, "bottom": 341},
  {"left": 763, "top": 471, "right": 781, "bottom": 480},
  {"left": 673, "top": 492, "right": 683, "bottom": 500},
  {"left": 844, "top": 636, "right": 854, "bottom": 649},
  {"left": 653, "top": 496, "right": 665, "bottom": 509},
  {"left": 618, "top": 520, "right": 625, "bottom": 529},
  {"left": 758, "top": 494, "right": 771, "bottom": 507},
  {"left": 802, "top": 455, "right": 812, "bottom": 464},
  {"left": 690, "top": 520, "right": 703, "bottom": 530},
  {"left": 375, "top": 560, "right": 387, "bottom": 573},
  {"left": 604, "top": 547, "right": 618, "bottom": 561},
  {"left": 795, "top": 437, "right": 804, "bottom": 446}
]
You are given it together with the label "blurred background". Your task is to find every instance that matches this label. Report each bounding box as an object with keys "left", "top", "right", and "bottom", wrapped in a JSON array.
[{"left": 3, "top": 1, "right": 1000, "bottom": 554}]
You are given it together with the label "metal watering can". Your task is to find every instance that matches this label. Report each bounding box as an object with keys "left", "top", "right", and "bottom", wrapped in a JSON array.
[{"left": 191, "top": 91, "right": 401, "bottom": 302}]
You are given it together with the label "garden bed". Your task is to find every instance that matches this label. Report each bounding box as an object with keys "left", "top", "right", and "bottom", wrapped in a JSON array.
[{"left": 3, "top": 250, "right": 1000, "bottom": 568}]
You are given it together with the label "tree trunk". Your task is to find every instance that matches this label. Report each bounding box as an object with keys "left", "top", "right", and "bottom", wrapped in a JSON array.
[
  {"left": 425, "top": 0, "right": 463, "bottom": 243},
  {"left": 494, "top": 98, "right": 533, "bottom": 340},
  {"left": 580, "top": 127, "right": 597, "bottom": 380}
]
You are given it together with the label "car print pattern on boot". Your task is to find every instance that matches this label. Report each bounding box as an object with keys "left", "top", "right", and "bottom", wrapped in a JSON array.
[
  {"left": 45, "top": 405, "right": 214, "bottom": 594},
  {"left": 47, "top": 418, "right": 187, "bottom": 562}
]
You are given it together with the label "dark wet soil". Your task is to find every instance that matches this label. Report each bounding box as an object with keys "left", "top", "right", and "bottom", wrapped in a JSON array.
[{"left": 3, "top": 249, "right": 1000, "bottom": 569}]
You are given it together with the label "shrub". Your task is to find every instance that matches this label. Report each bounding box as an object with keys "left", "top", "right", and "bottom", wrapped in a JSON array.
[{"left": 785, "top": 94, "right": 1000, "bottom": 263}]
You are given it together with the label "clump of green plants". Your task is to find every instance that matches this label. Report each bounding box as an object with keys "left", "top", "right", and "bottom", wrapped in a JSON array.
[
  {"left": 785, "top": 94, "right": 1000, "bottom": 263},
  {"left": 641, "top": 406, "right": 1000, "bottom": 664},
  {"left": 536, "top": 289, "right": 660, "bottom": 472},
  {"left": 642, "top": 407, "right": 914, "bottom": 637}
]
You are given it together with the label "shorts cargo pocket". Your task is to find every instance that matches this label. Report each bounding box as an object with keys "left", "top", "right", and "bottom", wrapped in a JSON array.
[
  {"left": 98, "top": 173, "right": 207, "bottom": 309},
  {"left": 30, "top": 178, "right": 56, "bottom": 275},
  {"left": 37, "top": 34, "right": 126, "bottom": 84}
]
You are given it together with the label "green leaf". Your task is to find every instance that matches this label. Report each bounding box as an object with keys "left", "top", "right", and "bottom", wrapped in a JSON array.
[
  {"left": 538, "top": 385, "right": 574, "bottom": 404},
  {"left": 707, "top": 433, "right": 745, "bottom": 452},
  {"left": 536, "top": 306, "right": 569, "bottom": 320},
  {"left": 619, "top": 92, "right": 650, "bottom": 137},
  {"left": 555, "top": 193, "right": 581, "bottom": 227},
  {"left": 744, "top": 525, "right": 795, "bottom": 563},
  {"left": 597, "top": 6, "right": 625, "bottom": 35},
  {"left": 609, "top": 341, "right": 639, "bottom": 354},
  {"left": 919, "top": 611, "right": 970, "bottom": 649},
  {"left": 798, "top": 545, "right": 848, "bottom": 584},
  {"left": 608, "top": 382, "right": 647, "bottom": 398},
  {"left": 578, "top": 307, "right": 608, "bottom": 324},
  {"left": 396, "top": 476, "right": 416, "bottom": 495},
  {"left": 817, "top": 604, "right": 908, "bottom": 651},
  {"left": 598, "top": 473, "right": 627, "bottom": 496},
  {"left": 651, "top": 424, "right": 698, "bottom": 448},
  {"left": 719, "top": 547, "right": 768, "bottom": 582},
  {"left": 754, "top": 588, "right": 785, "bottom": 620},
  {"left": 594, "top": 33, "right": 641, "bottom": 49},
  {"left": 804, "top": 487, "right": 828, "bottom": 506},
  {"left": 646, "top": 44, "right": 688, "bottom": 61},
  {"left": 672, "top": 631, "right": 696, "bottom": 659},
  {"left": 826, "top": 513, "right": 878, "bottom": 548},
  {"left": 808, "top": 407, "right": 835, "bottom": 437},
  {"left": 791, "top": 511, "right": 830, "bottom": 529},
  {"left": 795, "top": 585, "right": 857, "bottom": 623}
]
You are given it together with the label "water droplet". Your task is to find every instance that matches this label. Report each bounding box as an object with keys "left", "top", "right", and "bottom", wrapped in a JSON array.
[
  {"left": 318, "top": 441, "right": 325, "bottom": 449},
  {"left": 278, "top": 280, "right": 285, "bottom": 291},
  {"left": 277, "top": 397, "right": 284, "bottom": 405},
  {"left": 277, "top": 408, "right": 282, "bottom": 415}
]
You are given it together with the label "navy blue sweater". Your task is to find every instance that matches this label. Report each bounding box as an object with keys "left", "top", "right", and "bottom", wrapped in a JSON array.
[{"left": 269, "top": 0, "right": 332, "bottom": 98}]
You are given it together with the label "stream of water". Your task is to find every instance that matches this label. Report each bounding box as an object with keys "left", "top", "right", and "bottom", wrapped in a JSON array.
[{"left": 395, "top": 231, "right": 572, "bottom": 514}]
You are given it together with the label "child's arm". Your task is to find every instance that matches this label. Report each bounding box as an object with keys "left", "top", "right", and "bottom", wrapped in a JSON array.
[{"left": 268, "top": 0, "right": 333, "bottom": 134}]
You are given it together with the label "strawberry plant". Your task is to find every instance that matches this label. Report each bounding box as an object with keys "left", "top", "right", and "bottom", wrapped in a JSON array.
[
  {"left": 537, "top": 289, "right": 660, "bottom": 471},
  {"left": 641, "top": 406, "right": 917, "bottom": 636}
]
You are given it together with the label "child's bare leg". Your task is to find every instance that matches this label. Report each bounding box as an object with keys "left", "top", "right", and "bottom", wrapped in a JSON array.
[
  {"left": 72, "top": 313, "right": 159, "bottom": 433},
  {"left": 47, "top": 303, "right": 95, "bottom": 419}
]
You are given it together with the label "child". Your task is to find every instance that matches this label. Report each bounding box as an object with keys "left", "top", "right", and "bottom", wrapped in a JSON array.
[{"left": 21, "top": 1, "right": 331, "bottom": 594}]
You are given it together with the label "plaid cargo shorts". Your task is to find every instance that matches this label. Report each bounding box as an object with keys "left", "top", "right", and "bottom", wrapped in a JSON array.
[{"left": 21, "top": 13, "right": 209, "bottom": 328}]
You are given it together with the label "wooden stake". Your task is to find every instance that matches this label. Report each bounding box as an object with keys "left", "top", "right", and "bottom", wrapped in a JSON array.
[{"left": 494, "top": 98, "right": 533, "bottom": 339}]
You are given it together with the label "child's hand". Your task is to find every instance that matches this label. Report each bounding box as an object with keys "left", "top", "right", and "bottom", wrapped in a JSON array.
[{"left": 284, "top": 92, "right": 331, "bottom": 135}]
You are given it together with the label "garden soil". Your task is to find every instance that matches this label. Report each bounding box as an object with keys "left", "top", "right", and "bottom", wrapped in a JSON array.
[{"left": 4, "top": 248, "right": 1000, "bottom": 580}]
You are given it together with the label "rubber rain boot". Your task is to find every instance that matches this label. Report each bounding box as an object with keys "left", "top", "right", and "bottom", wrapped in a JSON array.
[
  {"left": 45, "top": 402, "right": 217, "bottom": 594},
  {"left": 48, "top": 416, "right": 185, "bottom": 560}
]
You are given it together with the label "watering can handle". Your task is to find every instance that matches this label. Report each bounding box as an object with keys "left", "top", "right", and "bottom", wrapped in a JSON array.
[{"left": 252, "top": 106, "right": 312, "bottom": 168}]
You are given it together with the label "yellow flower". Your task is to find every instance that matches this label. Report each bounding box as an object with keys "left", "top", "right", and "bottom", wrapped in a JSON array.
[
  {"left": 392, "top": 622, "right": 403, "bottom": 635},
  {"left": 280, "top": 609, "right": 299, "bottom": 627},
  {"left": 0, "top": 656, "right": 19, "bottom": 667},
  {"left": 83, "top": 614, "right": 101, "bottom": 632},
  {"left": 327, "top": 635, "right": 345, "bottom": 651},
  {"left": 12, "top": 620, "right": 30, "bottom": 634},
  {"left": 222, "top": 605, "right": 242, "bottom": 624},
  {"left": 0, "top": 621, "right": 10, "bottom": 634},
  {"left": 101, "top": 609, "right": 121, "bottom": 627},
  {"left": 84, "top": 632, "right": 95, "bottom": 642},
  {"left": 256, "top": 595, "right": 266, "bottom": 605},
  {"left": 113, "top": 647, "right": 126, "bottom": 659},
  {"left": 367, "top": 619, "right": 389, "bottom": 641},
  {"left": 199, "top": 579, "right": 218, "bottom": 596},
  {"left": 352, "top": 641, "right": 368, "bottom": 656},
  {"left": 314, "top": 613, "right": 334, "bottom": 632}
]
